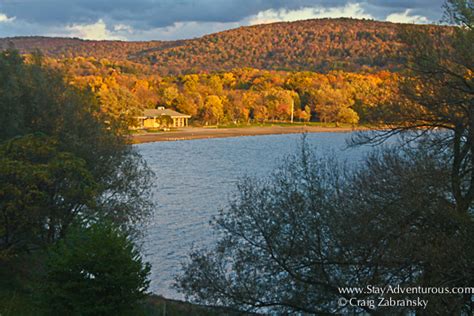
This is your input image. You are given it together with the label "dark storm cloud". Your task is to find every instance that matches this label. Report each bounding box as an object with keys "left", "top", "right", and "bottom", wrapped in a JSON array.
[
  {"left": 1, "top": 0, "right": 436, "bottom": 28},
  {"left": 0, "top": 0, "right": 446, "bottom": 40}
]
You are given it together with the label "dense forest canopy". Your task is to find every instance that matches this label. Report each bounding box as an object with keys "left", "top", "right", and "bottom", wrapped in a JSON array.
[
  {"left": 137, "top": 18, "right": 419, "bottom": 74},
  {"left": 0, "top": 37, "right": 168, "bottom": 62},
  {"left": 0, "top": 19, "right": 452, "bottom": 127},
  {"left": 41, "top": 56, "right": 399, "bottom": 126},
  {"left": 0, "top": 18, "right": 448, "bottom": 75}
]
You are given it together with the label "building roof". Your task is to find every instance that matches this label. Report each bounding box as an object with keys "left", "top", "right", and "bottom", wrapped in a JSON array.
[{"left": 141, "top": 108, "right": 191, "bottom": 118}]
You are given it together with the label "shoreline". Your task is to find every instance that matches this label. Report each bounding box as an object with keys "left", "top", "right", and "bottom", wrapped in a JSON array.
[{"left": 131, "top": 126, "right": 362, "bottom": 144}]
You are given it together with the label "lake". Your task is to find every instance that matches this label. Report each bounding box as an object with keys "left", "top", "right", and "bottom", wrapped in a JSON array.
[{"left": 137, "top": 132, "right": 375, "bottom": 299}]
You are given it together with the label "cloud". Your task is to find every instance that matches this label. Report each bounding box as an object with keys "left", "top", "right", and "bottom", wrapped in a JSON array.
[
  {"left": 127, "top": 21, "right": 242, "bottom": 41},
  {"left": 83, "top": 3, "right": 376, "bottom": 41},
  {"left": 0, "top": 1, "right": 444, "bottom": 40},
  {"left": 0, "top": 13, "right": 15, "bottom": 23},
  {"left": 0, "top": 1, "right": 442, "bottom": 28},
  {"left": 113, "top": 24, "right": 133, "bottom": 33},
  {"left": 247, "top": 3, "right": 374, "bottom": 25},
  {"left": 62, "top": 19, "right": 126, "bottom": 40},
  {"left": 385, "top": 9, "right": 429, "bottom": 24},
  {"left": 1, "top": 0, "right": 334, "bottom": 29}
]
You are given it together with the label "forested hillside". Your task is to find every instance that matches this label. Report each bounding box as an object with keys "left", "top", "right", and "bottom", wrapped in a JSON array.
[
  {"left": 0, "top": 18, "right": 448, "bottom": 127},
  {"left": 137, "top": 18, "right": 415, "bottom": 74},
  {"left": 40, "top": 55, "right": 398, "bottom": 126},
  {"left": 0, "top": 36, "right": 173, "bottom": 60},
  {"left": 0, "top": 18, "right": 446, "bottom": 75}
]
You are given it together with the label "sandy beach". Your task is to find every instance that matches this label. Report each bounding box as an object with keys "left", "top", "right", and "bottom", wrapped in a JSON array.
[{"left": 131, "top": 126, "right": 360, "bottom": 144}]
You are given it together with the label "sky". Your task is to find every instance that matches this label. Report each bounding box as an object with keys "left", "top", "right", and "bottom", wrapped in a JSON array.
[{"left": 0, "top": 0, "right": 446, "bottom": 41}]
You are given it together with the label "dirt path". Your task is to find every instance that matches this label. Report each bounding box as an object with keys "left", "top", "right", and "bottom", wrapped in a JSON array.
[{"left": 131, "top": 126, "right": 361, "bottom": 144}]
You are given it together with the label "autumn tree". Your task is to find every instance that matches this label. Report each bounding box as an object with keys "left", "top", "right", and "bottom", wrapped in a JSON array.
[
  {"left": 226, "top": 90, "right": 250, "bottom": 123},
  {"left": 98, "top": 83, "right": 143, "bottom": 128},
  {"left": 314, "top": 83, "right": 358, "bottom": 125},
  {"left": 350, "top": 71, "right": 399, "bottom": 123},
  {"left": 208, "top": 75, "right": 224, "bottom": 95},
  {"left": 263, "top": 88, "right": 298, "bottom": 121},
  {"left": 161, "top": 85, "right": 180, "bottom": 107},
  {"left": 174, "top": 94, "right": 199, "bottom": 117},
  {"left": 132, "top": 79, "right": 158, "bottom": 109},
  {"left": 297, "top": 105, "right": 312, "bottom": 122},
  {"left": 182, "top": 74, "right": 199, "bottom": 92},
  {"left": 201, "top": 95, "right": 224, "bottom": 125}
]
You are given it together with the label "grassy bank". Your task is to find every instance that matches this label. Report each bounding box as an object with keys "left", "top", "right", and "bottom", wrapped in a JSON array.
[
  {"left": 209, "top": 121, "right": 359, "bottom": 129},
  {"left": 131, "top": 124, "right": 368, "bottom": 144}
]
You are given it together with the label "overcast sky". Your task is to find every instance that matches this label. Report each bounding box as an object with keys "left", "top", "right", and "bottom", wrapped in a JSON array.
[{"left": 0, "top": 0, "right": 445, "bottom": 41}]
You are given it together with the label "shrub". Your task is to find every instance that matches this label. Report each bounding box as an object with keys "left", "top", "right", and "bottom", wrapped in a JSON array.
[{"left": 40, "top": 222, "right": 151, "bottom": 315}]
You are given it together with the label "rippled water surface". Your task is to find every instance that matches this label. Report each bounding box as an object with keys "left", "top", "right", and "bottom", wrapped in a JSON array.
[{"left": 137, "top": 132, "right": 372, "bottom": 298}]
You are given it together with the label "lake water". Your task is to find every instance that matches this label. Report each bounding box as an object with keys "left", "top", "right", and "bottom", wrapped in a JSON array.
[{"left": 137, "top": 132, "right": 374, "bottom": 299}]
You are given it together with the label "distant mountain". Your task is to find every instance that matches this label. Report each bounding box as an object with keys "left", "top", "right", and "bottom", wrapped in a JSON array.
[
  {"left": 0, "top": 18, "right": 443, "bottom": 74},
  {"left": 0, "top": 36, "right": 179, "bottom": 60}
]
